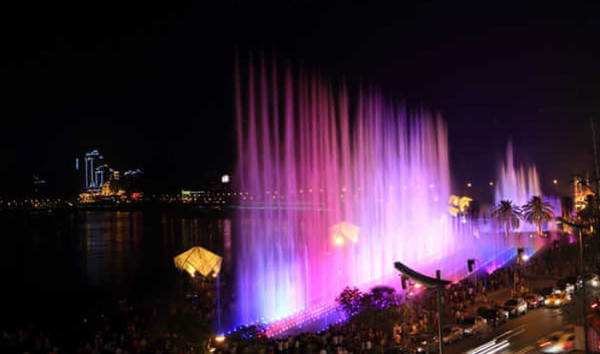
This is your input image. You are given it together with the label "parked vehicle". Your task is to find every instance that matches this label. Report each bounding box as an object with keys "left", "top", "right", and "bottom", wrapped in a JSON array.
[
  {"left": 590, "top": 298, "right": 600, "bottom": 311},
  {"left": 481, "top": 308, "right": 508, "bottom": 326},
  {"left": 504, "top": 298, "right": 528, "bottom": 317},
  {"left": 557, "top": 277, "right": 577, "bottom": 295},
  {"left": 441, "top": 326, "right": 464, "bottom": 344},
  {"left": 584, "top": 273, "right": 600, "bottom": 288},
  {"left": 493, "top": 306, "right": 510, "bottom": 321},
  {"left": 524, "top": 293, "right": 544, "bottom": 308},
  {"left": 461, "top": 316, "right": 488, "bottom": 336}
]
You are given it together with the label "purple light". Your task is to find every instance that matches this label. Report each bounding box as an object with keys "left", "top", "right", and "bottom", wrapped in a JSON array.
[{"left": 233, "top": 55, "right": 545, "bottom": 335}]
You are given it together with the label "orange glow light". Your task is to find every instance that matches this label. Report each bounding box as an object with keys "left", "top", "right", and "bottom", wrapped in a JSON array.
[{"left": 334, "top": 235, "right": 345, "bottom": 246}]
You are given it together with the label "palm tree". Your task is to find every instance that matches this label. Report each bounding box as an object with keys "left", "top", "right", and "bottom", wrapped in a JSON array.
[
  {"left": 522, "top": 196, "right": 554, "bottom": 236},
  {"left": 491, "top": 200, "right": 522, "bottom": 239}
]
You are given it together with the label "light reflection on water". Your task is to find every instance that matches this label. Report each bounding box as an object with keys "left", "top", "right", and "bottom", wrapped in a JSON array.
[{"left": 0, "top": 210, "right": 230, "bottom": 326}]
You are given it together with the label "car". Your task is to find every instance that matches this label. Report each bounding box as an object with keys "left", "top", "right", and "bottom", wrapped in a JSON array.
[
  {"left": 544, "top": 292, "right": 570, "bottom": 307},
  {"left": 524, "top": 293, "right": 545, "bottom": 308},
  {"left": 504, "top": 298, "right": 528, "bottom": 317},
  {"left": 590, "top": 298, "right": 600, "bottom": 311},
  {"left": 460, "top": 316, "right": 488, "bottom": 336},
  {"left": 441, "top": 326, "right": 464, "bottom": 344},
  {"left": 493, "top": 305, "right": 510, "bottom": 321},
  {"left": 481, "top": 308, "right": 508, "bottom": 326},
  {"left": 565, "top": 275, "right": 583, "bottom": 289},
  {"left": 557, "top": 277, "right": 577, "bottom": 295},
  {"left": 584, "top": 273, "right": 600, "bottom": 288},
  {"left": 539, "top": 331, "right": 575, "bottom": 353}
]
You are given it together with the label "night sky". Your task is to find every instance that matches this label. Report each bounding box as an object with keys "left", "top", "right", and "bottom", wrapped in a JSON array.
[{"left": 1, "top": 1, "right": 599, "bottom": 199}]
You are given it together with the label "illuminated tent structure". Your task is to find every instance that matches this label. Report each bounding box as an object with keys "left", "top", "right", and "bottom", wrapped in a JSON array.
[
  {"left": 329, "top": 221, "right": 360, "bottom": 244},
  {"left": 173, "top": 247, "right": 223, "bottom": 278}
]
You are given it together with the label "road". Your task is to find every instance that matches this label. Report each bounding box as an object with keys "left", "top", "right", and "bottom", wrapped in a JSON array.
[{"left": 445, "top": 286, "right": 599, "bottom": 354}]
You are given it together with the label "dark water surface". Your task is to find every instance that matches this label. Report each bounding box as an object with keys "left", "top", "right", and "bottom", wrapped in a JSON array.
[{"left": 0, "top": 210, "right": 229, "bottom": 329}]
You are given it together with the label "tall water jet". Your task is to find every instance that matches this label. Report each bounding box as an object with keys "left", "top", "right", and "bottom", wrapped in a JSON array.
[
  {"left": 233, "top": 56, "right": 532, "bottom": 333},
  {"left": 495, "top": 142, "right": 542, "bottom": 209}
]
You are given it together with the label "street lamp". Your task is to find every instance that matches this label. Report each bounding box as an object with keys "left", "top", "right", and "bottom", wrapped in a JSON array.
[
  {"left": 394, "top": 261, "right": 451, "bottom": 354},
  {"left": 556, "top": 217, "right": 590, "bottom": 353}
]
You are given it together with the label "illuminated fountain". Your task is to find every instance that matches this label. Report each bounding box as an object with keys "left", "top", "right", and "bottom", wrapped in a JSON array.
[
  {"left": 233, "top": 56, "right": 535, "bottom": 334},
  {"left": 493, "top": 142, "right": 558, "bottom": 232},
  {"left": 495, "top": 142, "right": 541, "bottom": 210}
]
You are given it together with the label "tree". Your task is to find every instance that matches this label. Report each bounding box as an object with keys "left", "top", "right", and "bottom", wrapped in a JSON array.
[
  {"left": 369, "top": 286, "right": 398, "bottom": 309},
  {"left": 578, "top": 194, "right": 599, "bottom": 228},
  {"left": 336, "top": 286, "right": 363, "bottom": 317},
  {"left": 522, "top": 196, "right": 554, "bottom": 236},
  {"left": 491, "top": 200, "right": 522, "bottom": 239}
]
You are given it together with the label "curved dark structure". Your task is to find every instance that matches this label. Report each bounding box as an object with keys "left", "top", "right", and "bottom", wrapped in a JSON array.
[{"left": 393, "top": 261, "right": 451, "bottom": 288}]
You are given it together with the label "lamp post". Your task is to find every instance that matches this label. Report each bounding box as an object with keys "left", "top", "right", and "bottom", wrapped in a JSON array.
[
  {"left": 557, "top": 217, "right": 590, "bottom": 353},
  {"left": 436, "top": 270, "right": 444, "bottom": 354},
  {"left": 394, "top": 262, "right": 450, "bottom": 354},
  {"left": 578, "top": 229, "right": 589, "bottom": 354}
]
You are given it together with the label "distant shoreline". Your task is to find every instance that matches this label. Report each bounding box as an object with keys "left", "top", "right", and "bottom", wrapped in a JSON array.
[{"left": 0, "top": 201, "right": 235, "bottom": 217}]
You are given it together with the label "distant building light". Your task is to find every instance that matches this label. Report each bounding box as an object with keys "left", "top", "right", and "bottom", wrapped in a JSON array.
[
  {"left": 467, "top": 182, "right": 472, "bottom": 188},
  {"left": 221, "top": 174, "right": 230, "bottom": 184}
]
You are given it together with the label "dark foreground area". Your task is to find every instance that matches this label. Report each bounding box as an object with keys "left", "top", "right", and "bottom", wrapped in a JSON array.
[{"left": 0, "top": 209, "right": 597, "bottom": 353}]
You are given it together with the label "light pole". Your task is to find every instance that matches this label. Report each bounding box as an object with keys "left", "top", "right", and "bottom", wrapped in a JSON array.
[
  {"left": 394, "top": 262, "right": 450, "bottom": 354},
  {"left": 436, "top": 270, "right": 444, "bottom": 354},
  {"left": 557, "top": 217, "right": 590, "bottom": 353},
  {"left": 578, "top": 228, "right": 590, "bottom": 354}
]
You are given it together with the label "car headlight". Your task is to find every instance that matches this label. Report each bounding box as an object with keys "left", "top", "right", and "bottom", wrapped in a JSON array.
[
  {"left": 555, "top": 300, "right": 560, "bottom": 305},
  {"left": 592, "top": 280, "right": 598, "bottom": 287},
  {"left": 545, "top": 299, "right": 550, "bottom": 304}
]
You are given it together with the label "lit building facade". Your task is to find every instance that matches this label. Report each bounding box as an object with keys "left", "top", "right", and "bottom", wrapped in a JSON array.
[
  {"left": 76, "top": 150, "right": 143, "bottom": 203},
  {"left": 574, "top": 175, "right": 594, "bottom": 212}
]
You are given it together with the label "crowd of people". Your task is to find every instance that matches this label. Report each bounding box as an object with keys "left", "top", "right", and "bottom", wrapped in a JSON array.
[
  {"left": 213, "top": 238, "right": 593, "bottom": 353},
  {"left": 0, "top": 278, "right": 219, "bottom": 353}
]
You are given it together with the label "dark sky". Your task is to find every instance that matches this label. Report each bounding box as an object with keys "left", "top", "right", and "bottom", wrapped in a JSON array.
[{"left": 1, "top": 1, "right": 599, "bottom": 199}]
